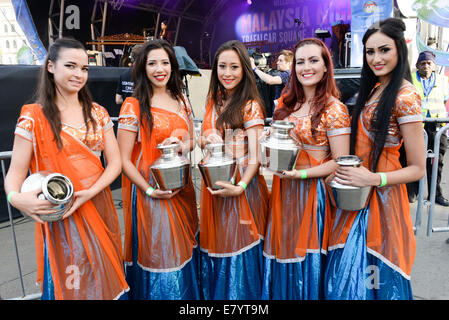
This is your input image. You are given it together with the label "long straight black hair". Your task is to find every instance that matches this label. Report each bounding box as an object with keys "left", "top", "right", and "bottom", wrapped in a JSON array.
[
  {"left": 350, "top": 18, "right": 412, "bottom": 171},
  {"left": 37, "top": 37, "right": 95, "bottom": 149},
  {"left": 132, "top": 39, "right": 186, "bottom": 137}
]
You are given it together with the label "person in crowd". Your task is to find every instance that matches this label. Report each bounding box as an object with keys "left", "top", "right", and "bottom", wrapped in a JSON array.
[
  {"left": 4, "top": 38, "right": 129, "bottom": 300},
  {"left": 158, "top": 20, "right": 172, "bottom": 43},
  {"left": 251, "top": 50, "right": 293, "bottom": 111},
  {"left": 117, "top": 39, "right": 199, "bottom": 300},
  {"left": 261, "top": 38, "right": 351, "bottom": 300},
  {"left": 324, "top": 18, "right": 426, "bottom": 300},
  {"left": 116, "top": 45, "right": 141, "bottom": 106},
  {"left": 411, "top": 50, "right": 449, "bottom": 206},
  {"left": 197, "top": 40, "right": 269, "bottom": 299}
]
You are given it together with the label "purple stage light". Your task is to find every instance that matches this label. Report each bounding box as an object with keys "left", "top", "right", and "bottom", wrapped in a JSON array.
[{"left": 247, "top": 0, "right": 252, "bottom": 5}]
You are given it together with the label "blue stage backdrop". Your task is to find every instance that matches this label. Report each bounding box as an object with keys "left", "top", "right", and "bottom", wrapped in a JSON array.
[{"left": 212, "top": 0, "right": 352, "bottom": 54}]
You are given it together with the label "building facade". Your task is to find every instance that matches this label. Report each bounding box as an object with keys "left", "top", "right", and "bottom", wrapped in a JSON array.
[{"left": 0, "top": 0, "right": 35, "bottom": 64}]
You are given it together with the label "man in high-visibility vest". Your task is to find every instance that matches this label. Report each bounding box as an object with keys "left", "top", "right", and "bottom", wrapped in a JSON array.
[{"left": 411, "top": 51, "right": 449, "bottom": 206}]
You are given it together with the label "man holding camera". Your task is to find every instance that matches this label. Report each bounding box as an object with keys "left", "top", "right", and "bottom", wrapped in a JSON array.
[{"left": 250, "top": 50, "right": 293, "bottom": 107}]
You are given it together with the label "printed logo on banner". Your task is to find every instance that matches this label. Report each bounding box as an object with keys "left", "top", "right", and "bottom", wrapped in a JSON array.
[
  {"left": 350, "top": 0, "right": 393, "bottom": 67},
  {"left": 363, "top": 1, "right": 379, "bottom": 14},
  {"left": 65, "top": 5, "right": 80, "bottom": 30}
]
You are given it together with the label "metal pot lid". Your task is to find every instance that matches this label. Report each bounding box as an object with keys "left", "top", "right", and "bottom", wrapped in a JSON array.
[
  {"left": 151, "top": 155, "right": 190, "bottom": 169},
  {"left": 271, "top": 120, "right": 295, "bottom": 130},
  {"left": 151, "top": 142, "right": 190, "bottom": 169},
  {"left": 201, "top": 143, "right": 235, "bottom": 167},
  {"left": 328, "top": 178, "right": 359, "bottom": 190},
  {"left": 336, "top": 155, "right": 363, "bottom": 166}
]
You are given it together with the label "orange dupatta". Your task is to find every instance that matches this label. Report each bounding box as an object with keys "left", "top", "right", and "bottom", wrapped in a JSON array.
[
  {"left": 199, "top": 99, "right": 265, "bottom": 254},
  {"left": 120, "top": 97, "right": 198, "bottom": 270},
  {"left": 25, "top": 104, "right": 128, "bottom": 300},
  {"left": 327, "top": 116, "right": 416, "bottom": 278}
]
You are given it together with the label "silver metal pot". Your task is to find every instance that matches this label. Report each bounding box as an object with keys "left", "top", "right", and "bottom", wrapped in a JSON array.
[
  {"left": 328, "top": 155, "right": 372, "bottom": 211},
  {"left": 198, "top": 143, "right": 237, "bottom": 190},
  {"left": 150, "top": 143, "right": 190, "bottom": 191},
  {"left": 20, "top": 171, "right": 74, "bottom": 222},
  {"left": 259, "top": 120, "right": 301, "bottom": 172}
]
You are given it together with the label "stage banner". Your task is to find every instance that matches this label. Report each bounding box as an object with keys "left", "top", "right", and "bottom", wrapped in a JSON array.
[
  {"left": 413, "top": 0, "right": 449, "bottom": 67},
  {"left": 11, "top": 0, "right": 46, "bottom": 64},
  {"left": 213, "top": 0, "right": 351, "bottom": 55},
  {"left": 350, "top": 0, "right": 393, "bottom": 67}
]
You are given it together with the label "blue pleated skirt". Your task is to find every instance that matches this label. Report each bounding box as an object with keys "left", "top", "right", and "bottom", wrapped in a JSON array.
[
  {"left": 199, "top": 240, "right": 264, "bottom": 300},
  {"left": 125, "top": 185, "right": 200, "bottom": 300},
  {"left": 324, "top": 206, "right": 413, "bottom": 300},
  {"left": 261, "top": 178, "right": 327, "bottom": 300}
]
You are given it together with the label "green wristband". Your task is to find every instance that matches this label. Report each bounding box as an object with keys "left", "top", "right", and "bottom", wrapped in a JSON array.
[
  {"left": 7, "top": 191, "right": 17, "bottom": 203},
  {"left": 145, "top": 186, "right": 155, "bottom": 197},
  {"left": 237, "top": 181, "right": 247, "bottom": 190},
  {"left": 378, "top": 172, "right": 387, "bottom": 187},
  {"left": 299, "top": 169, "right": 307, "bottom": 179}
]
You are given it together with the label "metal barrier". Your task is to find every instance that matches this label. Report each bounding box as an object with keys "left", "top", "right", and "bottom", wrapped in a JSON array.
[
  {"left": 413, "top": 128, "right": 428, "bottom": 235},
  {"left": 0, "top": 151, "right": 41, "bottom": 300},
  {"left": 426, "top": 120, "right": 449, "bottom": 236}
]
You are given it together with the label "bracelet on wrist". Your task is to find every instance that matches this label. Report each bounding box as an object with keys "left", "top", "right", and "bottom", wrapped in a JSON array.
[
  {"left": 7, "top": 191, "right": 18, "bottom": 203},
  {"left": 298, "top": 169, "right": 307, "bottom": 179},
  {"left": 378, "top": 172, "right": 387, "bottom": 187},
  {"left": 253, "top": 67, "right": 257, "bottom": 72},
  {"left": 237, "top": 181, "right": 247, "bottom": 190},
  {"left": 145, "top": 186, "right": 155, "bottom": 197}
]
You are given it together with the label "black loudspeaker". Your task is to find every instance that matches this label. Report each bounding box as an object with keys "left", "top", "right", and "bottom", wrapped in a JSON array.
[
  {"left": 315, "top": 29, "right": 331, "bottom": 43},
  {"left": 174, "top": 46, "right": 200, "bottom": 76},
  {"left": 173, "top": 46, "right": 201, "bottom": 118}
]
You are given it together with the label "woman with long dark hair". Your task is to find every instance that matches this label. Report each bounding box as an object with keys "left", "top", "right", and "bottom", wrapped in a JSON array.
[
  {"left": 4, "top": 38, "right": 129, "bottom": 299},
  {"left": 197, "top": 40, "right": 269, "bottom": 299},
  {"left": 324, "top": 18, "right": 426, "bottom": 300},
  {"left": 262, "top": 38, "right": 351, "bottom": 299},
  {"left": 117, "top": 39, "right": 199, "bottom": 300}
]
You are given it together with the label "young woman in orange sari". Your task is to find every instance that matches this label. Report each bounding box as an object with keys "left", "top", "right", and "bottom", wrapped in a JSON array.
[
  {"left": 262, "top": 38, "right": 350, "bottom": 300},
  {"left": 324, "top": 18, "right": 426, "bottom": 300},
  {"left": 197, "top": 40, "right": 269, "bottom": 299},
  {"left": 117, "top": 39, "right": 199, "bottom": 300},
  {"left": 4, "top": 38, "right": 129, "bottom": 300}
]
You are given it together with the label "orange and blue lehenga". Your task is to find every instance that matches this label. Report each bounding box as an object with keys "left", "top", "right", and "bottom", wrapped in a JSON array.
[
  {"left": 262, "top": 97, "right": 351, "bottom": 300},
  {"left": 199, "top": 99, "right": 269, "bottom": 300},
  {"left": 118, "top": 96, "right": 200, "bottom": 300},
  {"left": 324, "top": 83, "right": 422, "bottom": 300},
  {"left": 15, "top": 103, "right": 129, "bottom": 300}
]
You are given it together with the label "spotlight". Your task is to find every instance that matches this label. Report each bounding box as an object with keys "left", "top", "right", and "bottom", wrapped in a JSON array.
[{"left": 247, "top": 0, "right": 252, "bottom": 5}]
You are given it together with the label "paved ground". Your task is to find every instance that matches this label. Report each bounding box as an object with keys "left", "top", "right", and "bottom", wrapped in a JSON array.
[{"left": 1, "top": 150, "right": 448, "bottom": 300}]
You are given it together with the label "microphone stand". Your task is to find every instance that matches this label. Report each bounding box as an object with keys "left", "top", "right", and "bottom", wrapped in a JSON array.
[{"left": 294, "top": 19, "right": 303, "bottom": 42}]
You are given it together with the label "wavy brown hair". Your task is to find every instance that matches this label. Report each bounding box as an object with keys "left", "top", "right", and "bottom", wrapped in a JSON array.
[
  {"left": 37, "top": 38, "right": 95, "bottom": 150},
  {"left": 273, "top": 38, "right": 340, "bottom": 135},
  {"left": 132, "top": 39, "right": 186, "bottom": 137},
  {"left": 208, "top": 40, "right": 264, "bottom": 133}
]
